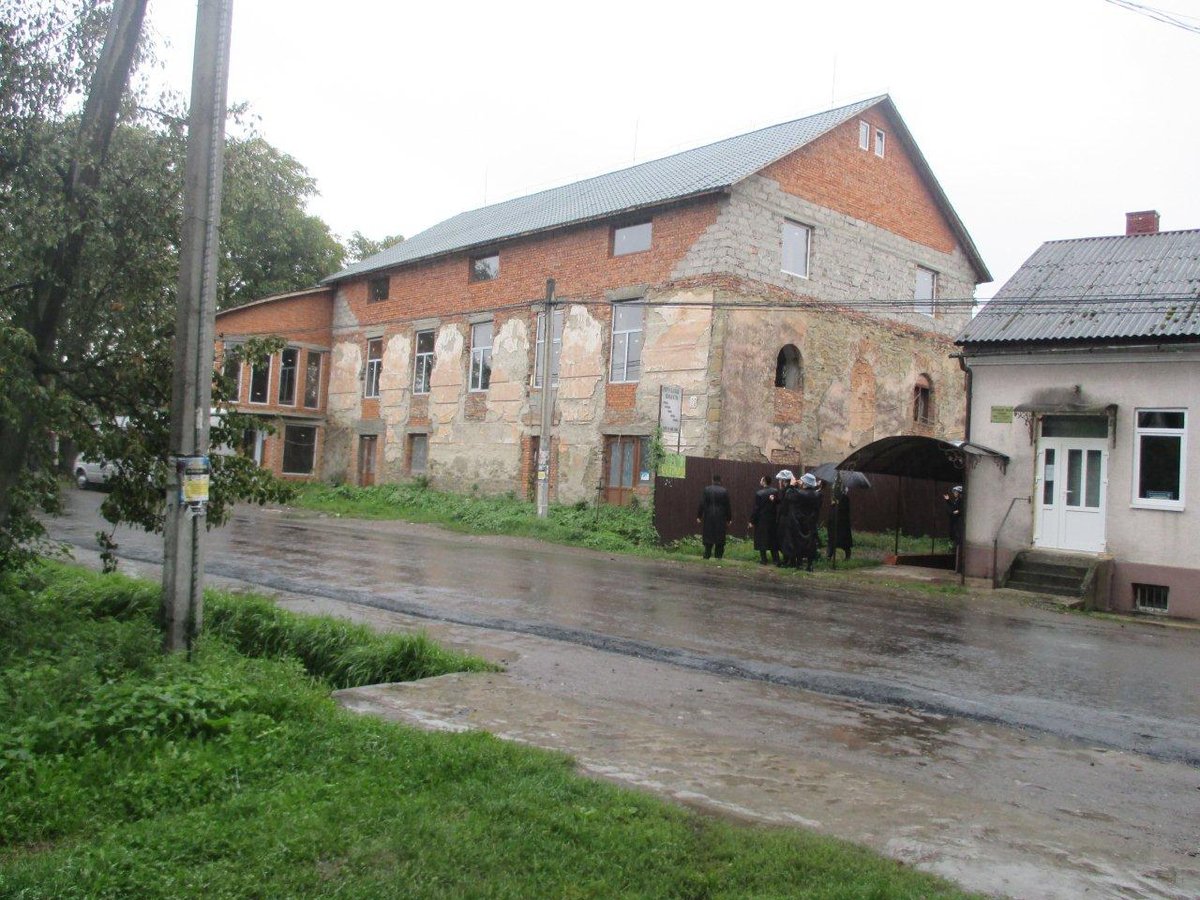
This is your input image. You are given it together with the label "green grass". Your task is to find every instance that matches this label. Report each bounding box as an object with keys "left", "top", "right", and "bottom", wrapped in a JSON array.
[
  {"left": 294, "top": 482, "right": 951, "bottom": 574},
  {"left": 0, "top": 563, "right": 974, "bottom": 898}
]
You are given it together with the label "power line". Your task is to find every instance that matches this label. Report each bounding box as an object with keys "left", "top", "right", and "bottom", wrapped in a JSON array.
[{"left": 1103, "top": 0, "right": 1200, "bottom": 33}]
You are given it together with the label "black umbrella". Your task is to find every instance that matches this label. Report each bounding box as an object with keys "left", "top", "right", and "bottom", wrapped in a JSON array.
[{"left": 811, "top": 463, "right": 871, "bottom": 490}]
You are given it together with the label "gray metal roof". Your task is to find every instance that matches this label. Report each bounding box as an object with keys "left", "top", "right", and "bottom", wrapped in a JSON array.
[
  {"left": 957, "top": 229, "right": 1200, "bottom": 345},
  {"left": 329, "top": 95, "right": 989, "bottom": 283}
]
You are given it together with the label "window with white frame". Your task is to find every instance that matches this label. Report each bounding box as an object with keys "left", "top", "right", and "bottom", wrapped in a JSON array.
[
  {"left": 914, "top": 266, "right": 937, "bottom": 316},
  {"left": 609, "top": 302, "right": 644, "bottom": 383},
  {"left": 278, "top": 348, "right": 298, "bottom": 405},
  {"left": 533, "top": 308, "right": 564, "bottom": 387},
  {"left": 413, "top": 329, "right": 434, "bottom": 395},
  {"left": 781, "top": 220, "right": 811, "bottom": 278},
  {"left": 874, "top": 127, "right": 886, "bottom": 157},
  {"left": 613, "top": 221, "right": 652, "bottom": 256},
  {"left": 303, "top": 351, "right": 322, "bottom": 409},
  {"left": 858, "top": 120, "right": 870, "bottom": 151},
  {"left": 222, "top": 349, "right": 242, "bottom": 402},
  {"left": 470, "top": 321, "right": 493, "bottom": 391},
  {"left": 364, "top": 338, "right": 383, "bottom": 398},
  {"left": 249, "top": 356, "right": 271, "bottom": 404},
  {"left": 1133, "top": 409, "right": 1186, "bottom": 508}
]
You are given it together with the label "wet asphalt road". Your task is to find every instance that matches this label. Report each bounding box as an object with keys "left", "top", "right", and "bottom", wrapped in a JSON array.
[{"left": 50, "top": 490, "right": 1200, "bottom": 766}]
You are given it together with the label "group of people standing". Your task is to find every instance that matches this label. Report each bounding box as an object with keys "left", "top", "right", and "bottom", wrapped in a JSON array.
[{"left": 696, "top": 470, "right": 853, "bottom": 570}]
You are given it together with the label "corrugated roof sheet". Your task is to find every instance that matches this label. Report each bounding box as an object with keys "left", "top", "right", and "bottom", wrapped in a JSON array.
[
  {"left": 326, "top": 97, "right": 889, "bottom": 283},
  {"left": 957, "top": 229, "right": 1200, "bottom": 344}
]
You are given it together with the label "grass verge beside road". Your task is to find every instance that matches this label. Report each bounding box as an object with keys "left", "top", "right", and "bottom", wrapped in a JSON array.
[
  {"left": 294, "top": 481, "right": 961, "bottom": 589},
  {"left": 1, "top": 563, "right": 972, "bottom": 897}
]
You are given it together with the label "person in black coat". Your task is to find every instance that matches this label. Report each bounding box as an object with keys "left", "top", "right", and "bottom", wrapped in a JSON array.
[
  {"left": 826, "top": 478, "right": 853, "bottom": 561},
  {"left": 748, "top": 476, "right": 780, "bottom": 565},
  {"left": 792, "top": 473, "right": 823, "bottom": 571},
  {"left": 696, "top": 474, "right": 733, "bottom": 559},
  {"left": 944, "top": 484, "right": 964, "bottom": 570}
]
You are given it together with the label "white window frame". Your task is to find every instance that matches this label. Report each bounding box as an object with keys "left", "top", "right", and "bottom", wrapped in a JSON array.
[
  {"left": 303, "top": 351, "right": 322, "bottom": 409},
  {"left": 613, "top": 221, "right": 653, "bottom": 256},
  {"left": 248, "top": 356, "right": 271, "bottom": 405},
  {"left": 781, "top": 220, "right": 811, "bottom": 279},
  {"left": 277, "top": 347, "right": 298, "bottom": 406},
  {"left": 533, "top": 308, "right": 564, "bottom": 388},
  {"left": 413, "top": 329, "right": 435, "bottom": 395},
  {"left": 914, "top": 266, "right": 937, "bottom": 316},
  {"left": 874, "top": 128, "right": 886, "bottom": 157},
  {"left": 609, "top": 301, "right": 644, "bottom": 384},
  {"left": 364, "top": 338, "right": 383, "bottom": 399},
  {"left": 1132, "top": 408, "right": 1187, "bottom": 510},
  {"left": 858, "top": 120, "right": 870, "bottom": 151},
  {"left": 469, "top": 321, "right": 493, "bottom": 392}
]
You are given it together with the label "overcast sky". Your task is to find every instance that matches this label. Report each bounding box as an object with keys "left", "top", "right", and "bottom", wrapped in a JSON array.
[{"left": 145, "top": 0, "right": 1200, "bottom": 296}]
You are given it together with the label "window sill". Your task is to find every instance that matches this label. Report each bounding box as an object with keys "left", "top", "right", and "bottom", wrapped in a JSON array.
[
  {"left": 782, "top": 270, "right": 810, "bottom": 280},
  {"left": 1130, "top": 501, "right": 1185, "bottom": 512},
  {"left": 608, "top": 379, "right": 640, "bottom": 386}
]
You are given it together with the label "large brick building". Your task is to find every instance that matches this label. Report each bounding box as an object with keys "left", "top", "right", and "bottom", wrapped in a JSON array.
[{"left": 219, "top": 95, "right": 990, "bottom": 501}]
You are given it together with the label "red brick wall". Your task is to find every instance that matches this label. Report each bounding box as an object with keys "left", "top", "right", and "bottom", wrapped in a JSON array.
[
  {"left": 760, "top": 108, "right": 958, "bottom": 255},
  {"left": 215, "top": 289, "right": 334, "bottom": 344},
  {"left": 338, "top": 199, "right": 721, "bottom": 325}
]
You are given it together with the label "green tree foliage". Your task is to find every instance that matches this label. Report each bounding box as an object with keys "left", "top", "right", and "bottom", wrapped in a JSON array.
[
  {"left": 344, "top": 230, "right": 405, "bottom": 263},
  {"left": 0, "top": 1, "right": 333, "bottom": 567},
  {"left": 219, "top": 134, "right": 345, "bottom": 308}
]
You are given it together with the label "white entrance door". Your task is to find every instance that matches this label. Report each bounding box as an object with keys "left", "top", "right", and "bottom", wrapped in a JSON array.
[{"left": 1034, "top": 437, "right": 1107, "bottom": 552}]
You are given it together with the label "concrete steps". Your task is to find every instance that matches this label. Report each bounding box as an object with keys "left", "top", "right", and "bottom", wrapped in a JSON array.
[{"left": 1003, "top": 551, "right": 1094, "bottom": 598}]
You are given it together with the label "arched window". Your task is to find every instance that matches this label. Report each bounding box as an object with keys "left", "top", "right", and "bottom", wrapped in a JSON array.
[
  {"left": 775, "top": 345, "right": 803, "bottom": 390},
  {"left": 913, "top": 374, "right": 933, "bottom": 425}
]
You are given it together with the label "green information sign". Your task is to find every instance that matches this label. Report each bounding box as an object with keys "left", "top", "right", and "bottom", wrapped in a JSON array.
[
  {"left": 990, "top": 405, "right": 1015, "bottom": 424},
  {"left": 659, "top": 453, "right": 686, "bottom": 479}
]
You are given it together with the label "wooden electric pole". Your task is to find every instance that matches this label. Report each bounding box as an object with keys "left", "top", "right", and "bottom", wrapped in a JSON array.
[
  {"left": 161, "top": 0, "right": 234, "bottom": 653},
  {"left": 535, "top": 279, "right": 556, "bottom": 518}
]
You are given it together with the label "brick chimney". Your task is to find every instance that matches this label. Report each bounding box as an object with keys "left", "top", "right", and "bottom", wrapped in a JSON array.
[{"left": 1126, "top": 210, "right": 1160, "bottom": 235}]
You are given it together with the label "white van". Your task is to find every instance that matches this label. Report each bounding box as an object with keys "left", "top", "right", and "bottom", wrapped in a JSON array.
[{"left": 73, "top": 454, "right": 116, "bottom": 489}]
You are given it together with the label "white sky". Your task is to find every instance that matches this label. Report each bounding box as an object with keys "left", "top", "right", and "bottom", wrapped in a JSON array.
[{"left": 145, "top": 0, "right": 1200, "bottom": 295}]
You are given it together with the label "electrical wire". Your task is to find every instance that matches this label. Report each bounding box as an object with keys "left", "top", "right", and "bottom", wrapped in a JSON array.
[{"left": 1103, "top": 0, "right": 1200, "bottom": 33}]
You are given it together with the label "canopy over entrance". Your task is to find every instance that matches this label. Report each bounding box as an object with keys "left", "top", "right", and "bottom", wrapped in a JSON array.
[{"left": 836, "top": 436, "right": 1008, "bottom": 482}]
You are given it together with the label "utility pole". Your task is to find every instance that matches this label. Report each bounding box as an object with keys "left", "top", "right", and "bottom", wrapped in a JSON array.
[
  {"left": 161, "top": 0, "right": 234, "bottom": 653},
  {"left": 535, "top": 278, "right": 556, "bottom": 518}
]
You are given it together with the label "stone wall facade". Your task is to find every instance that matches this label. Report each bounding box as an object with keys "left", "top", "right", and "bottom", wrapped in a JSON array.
[{"left": 253, "top": 101, "right": 987, "bottom": 502}]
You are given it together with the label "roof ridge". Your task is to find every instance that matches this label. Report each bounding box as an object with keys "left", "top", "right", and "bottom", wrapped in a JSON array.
[
  {"left": 422, "top": 94, "right": 889, "bottom": 223},
  {"left": 1040, "top": 227, "right": 1200, "bottom": 246}
]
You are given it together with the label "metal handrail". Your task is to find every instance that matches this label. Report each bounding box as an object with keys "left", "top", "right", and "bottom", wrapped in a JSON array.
[{"left": 992, "top": 496, "right": 1031, "bottom": 588}]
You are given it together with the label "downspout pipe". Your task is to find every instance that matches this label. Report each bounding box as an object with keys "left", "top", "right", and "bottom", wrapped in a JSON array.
[{"left": 952, "top": 351, "right": 972, "bottom": 584}]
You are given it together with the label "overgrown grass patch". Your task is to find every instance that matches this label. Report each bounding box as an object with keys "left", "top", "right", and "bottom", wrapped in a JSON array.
[{"left": 0, "top": 563, "right": 974, "bottom": 897}]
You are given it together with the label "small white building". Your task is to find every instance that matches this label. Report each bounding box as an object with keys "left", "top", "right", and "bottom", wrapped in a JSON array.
[{"left": 956, "top": 213, "right": 1200, "bottom": 620}]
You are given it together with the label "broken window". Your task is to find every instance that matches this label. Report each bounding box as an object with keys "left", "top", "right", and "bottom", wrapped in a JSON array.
[
  {"left": 303, "top": 351, "right": 322, "bottom": 409},
  {"left": 413, "top": 329, "right": 435, "bottom": 395},
  {"left": 469, "top": 253, "right": 499, "bottom": 282},
  {"left": 913, "top": 374, "right": 933, "bottom": 425},
  {"left": 775, "top": 345, "right": 803, "bottom": 390},
  {"left": 282, "top": 425, "right": 316, "bottom": 474},
  {"left": 368, "top": 276, "right": 390, "bottom": 302}
]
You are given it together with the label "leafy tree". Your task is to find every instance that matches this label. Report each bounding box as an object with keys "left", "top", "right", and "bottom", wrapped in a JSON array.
[
  {"left": 345, "top": 230, "right": 405, "bottom": 263},
  {"left": 219, "top": 134, "right": 344, "bottom": 308},
  {"left": 0, "top": 1, "right": 330, "bottom": 568}
]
